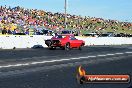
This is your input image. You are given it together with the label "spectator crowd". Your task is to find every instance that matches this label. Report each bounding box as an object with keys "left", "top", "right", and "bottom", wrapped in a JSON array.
[{"left": 0, "top": 5, "right": 132, "bottom": 35}]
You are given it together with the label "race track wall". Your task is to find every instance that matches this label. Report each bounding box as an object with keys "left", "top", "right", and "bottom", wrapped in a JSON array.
[{"left": 0, "top": 35, "right": 132, "bottom": 49}]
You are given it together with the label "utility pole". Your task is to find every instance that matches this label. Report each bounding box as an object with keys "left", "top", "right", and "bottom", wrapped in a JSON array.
[{"left": 64, "top": 0, "right": 67, "bottom": 29}]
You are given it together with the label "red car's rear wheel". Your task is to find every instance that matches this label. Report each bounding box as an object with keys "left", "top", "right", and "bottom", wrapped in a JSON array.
[
  {"left": 49, "top": 46, "right": 56, "bottom": 50},
  {"left": 79, "top": 46, "right": 82, "bottom": 50}
]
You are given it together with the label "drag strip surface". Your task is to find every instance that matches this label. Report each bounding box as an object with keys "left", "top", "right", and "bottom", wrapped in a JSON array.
[
  {"left": 0, "top": 46, "right": 131, "bottom": 64},
  {"left": 0, "top": 45, "right": 132, "bottom": 88}
]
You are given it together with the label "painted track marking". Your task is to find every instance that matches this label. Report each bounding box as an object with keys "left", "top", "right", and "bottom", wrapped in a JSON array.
[
  {"left": 0, "top": 52, "right": 131, "bottom": 69},
  {"left": 115, "top": 53, "right": 124, "bottom": 55}
]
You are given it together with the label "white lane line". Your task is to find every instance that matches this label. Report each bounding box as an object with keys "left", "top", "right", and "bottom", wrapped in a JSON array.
[
  {"left": 0, "top": 63, "right": 30, "bottom": 68},
  {"left": 97, "top": 55, "right": 107, "bottom": 57},
  {"left": 0, "top": 51, "right": 130, "bottom": 69},
  {"left": 88, "top": 56, "right": 97, "bottom": 58},
  {"left": 0, "top": 56, "right": 96, "bottom": 68},
  {"left": 125, "top": 52, "right": 132, "bottom": 54},
  {"left": 71, "top": 56, "right": 97, "bottom": 60},
  {"left": 31, "top": 58, "right": 71, "bottom": 65},
  {"left": 0, "top": 55, "right": 97, "bottom": 69},
  {"left": 70, "top": 58, "right": 80, "bottom": 60},
  {"left": 115, "top": 53, "right": 124, "bottom": 55},
  {"left": 78, "top": 57, "right": 88, "bottom": 59},
  {"left": 106, "top": 54, "right": 115, "bottom": 56}
]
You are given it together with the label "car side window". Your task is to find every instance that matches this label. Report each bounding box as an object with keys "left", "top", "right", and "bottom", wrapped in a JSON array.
[
  {"left": 56, "top": 35, "right": 62, "bottom": 38},
  {"left": 70, "top": 36, "right": 77, "bottom": 40}
]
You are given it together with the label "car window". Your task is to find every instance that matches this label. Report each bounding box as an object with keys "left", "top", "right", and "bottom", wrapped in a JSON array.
[
  {"left": 70, "top": 36, "right": 77, "bottom": 40},
  {"left": 55, "top": 35, "right": 63, "bottom": 38}
]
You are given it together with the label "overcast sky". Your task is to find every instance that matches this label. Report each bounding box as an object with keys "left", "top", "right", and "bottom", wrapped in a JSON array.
[{"left": 0, "top": 0, "right": 132, "bottom": 21}]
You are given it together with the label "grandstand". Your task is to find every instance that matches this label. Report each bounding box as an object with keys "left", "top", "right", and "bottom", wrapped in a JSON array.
[{"left": 0, "top": 6, "right": 132, "bottom": 35}]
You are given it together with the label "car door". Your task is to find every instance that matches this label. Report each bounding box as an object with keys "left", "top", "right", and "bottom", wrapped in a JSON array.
[{"left": 69, "top": 36, "right": 80, "bottom": 48}]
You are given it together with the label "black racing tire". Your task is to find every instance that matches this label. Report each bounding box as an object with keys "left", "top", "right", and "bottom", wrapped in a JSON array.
[
  {"left": 49, "top": 46, "right": 56, "bottom": 50},
  {"left": 45, "top": 40, "right": 52, "bottom": 47},
  {"left": 79, "top": 45, "right": 82, "bottom": 50},
  {"left": 79, "top": 43, "right": 84, "bottom": 50},
  {"left": 65, "top": 43, "right": 70, "bottom": 50},
  {"left": 61, "top": 47, "right": 65, "bottom": 50}
]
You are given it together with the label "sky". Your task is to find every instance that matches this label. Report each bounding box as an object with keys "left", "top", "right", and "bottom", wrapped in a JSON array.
[{"left": 0, "top": 0, "right": 132, "bottom": 22}]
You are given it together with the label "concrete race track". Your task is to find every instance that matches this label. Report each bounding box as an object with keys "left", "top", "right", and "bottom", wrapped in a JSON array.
[{"left": 0, "top": 45, "right": 132, "bottom": 88}]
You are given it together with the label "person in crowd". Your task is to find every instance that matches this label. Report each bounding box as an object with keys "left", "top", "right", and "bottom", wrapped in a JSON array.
[
  {"left": 0, "top": 5, "right": 132, "bottom": 36},
  {"left": 25, "top": 28, "right": 29, "bottom": 35},
  {"left": 12, "top": 29, "right": 17, "bottom": 35},
  {"left": 7, "top": 29, "right": 12, "bottom": 34},
  {"left": 2, "top": 27, "right": 7, "bottom": 34},
  {"left": 35, "top": 30, "right": 41, "bottom": 35}
]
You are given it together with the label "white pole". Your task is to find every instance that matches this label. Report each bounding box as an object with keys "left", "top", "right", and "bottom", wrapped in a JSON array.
[{"left": 64, "top": 0, "right": 67, "bottom": 29}]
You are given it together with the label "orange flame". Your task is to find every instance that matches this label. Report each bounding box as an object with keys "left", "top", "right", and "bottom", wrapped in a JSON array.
[{"left": 78, "top": 66, "right": 86, "bottom": 76}]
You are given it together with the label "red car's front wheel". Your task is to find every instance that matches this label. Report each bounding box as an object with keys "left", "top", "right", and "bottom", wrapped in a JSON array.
[{"left": 65, "top": 43, "right": 70, "bottom": 50}]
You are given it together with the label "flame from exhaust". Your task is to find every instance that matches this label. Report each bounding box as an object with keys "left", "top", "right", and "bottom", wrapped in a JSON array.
[{"left": 78, "top": 66, "right": 86, "bottom": 76}]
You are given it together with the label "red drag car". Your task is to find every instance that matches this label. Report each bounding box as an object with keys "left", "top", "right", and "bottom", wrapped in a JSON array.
[{"left": 45, "top": 34, "right": 85, "bottom": 50}]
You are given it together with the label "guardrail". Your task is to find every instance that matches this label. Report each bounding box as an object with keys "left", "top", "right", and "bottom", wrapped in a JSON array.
[{"left": 0, "top": 35, "right": 132, "bottom": 49}]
